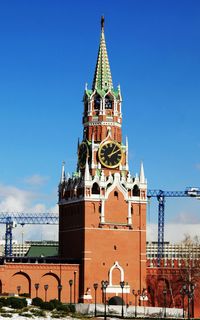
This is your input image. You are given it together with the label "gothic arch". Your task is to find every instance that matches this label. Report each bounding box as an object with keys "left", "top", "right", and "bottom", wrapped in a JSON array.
[
  {"left": 109, "top": 261, "right": 124, "bottom": 286},
  {"left": 104, "top": 91, "right": 115, "bottom": 101},
  {"left": 92, "top": 182, "right": 100, "bottom": 194},
  {"left": 106, "top": 174, "right": 127, "bottom": 200},
  {"left": 93, "top": 93, "right": 101, "bottom": 111},
  {"left": 132, "top": 184, "right": 140, "bottom": 196},
  {"left": 104, "top": 93, "right": 114, "bottom": 109}
]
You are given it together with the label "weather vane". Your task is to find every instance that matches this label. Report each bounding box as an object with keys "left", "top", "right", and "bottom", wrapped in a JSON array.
[{"left": 101, "top": 15, "right": 104, "bottom": 30}]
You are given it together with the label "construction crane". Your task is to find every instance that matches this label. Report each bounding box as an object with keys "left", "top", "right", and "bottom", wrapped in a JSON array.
[
  {"left": 0, "top": 212, "right": 59, "bottom": 256},
  {"left": 1, "top": 188, "right": 200, "bottom": 258},
  {"left": 147, "top": 188, "right": 200, "bottom": 263}
]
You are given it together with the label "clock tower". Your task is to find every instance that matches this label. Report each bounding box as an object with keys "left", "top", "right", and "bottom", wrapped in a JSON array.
[{"left": 59, "top": 17, "right": 147, "bottom": 303}]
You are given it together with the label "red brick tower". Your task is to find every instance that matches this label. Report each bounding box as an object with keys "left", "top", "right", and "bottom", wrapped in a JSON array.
[{"left": 59, "top": 17, "right": 147, "bottom": 303}]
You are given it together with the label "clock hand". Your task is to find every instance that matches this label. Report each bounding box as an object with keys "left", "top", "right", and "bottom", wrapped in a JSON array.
[
  {"left": 107, "top": 144, "right": 116, "bottom": 157},
  {"left": 108, "top": 148, "right": 120, "bottom": 158}
]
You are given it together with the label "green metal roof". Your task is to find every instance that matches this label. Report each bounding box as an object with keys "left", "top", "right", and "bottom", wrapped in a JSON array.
[
  {"left": 26, "top": 245, "right": 58, "bottom": 257},
  {"left": 85, "top": 88, "right": 120, "bottom": 99},
  {"left": 92, "top": 17, "right": 113, "bottom": 92}
]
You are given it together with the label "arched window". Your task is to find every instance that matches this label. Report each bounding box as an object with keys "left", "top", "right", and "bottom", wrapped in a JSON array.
[
  {"left": 105, "top": 95, "right": 113, "bottom": 109},
  {"left": 92, "top": 183, "right": 100, "bottom": 194},
  {"left": 109, "top": 261, "right": 124, "bottom": 286},
  {"left": 114, "top": 191, "right": 118, "bottom": 199},
  {"left": 133, "top": 185, "right": 140, "bottom": 196},
  {"left": 94, "top": 95, "right": 101, "bottom": 110}
]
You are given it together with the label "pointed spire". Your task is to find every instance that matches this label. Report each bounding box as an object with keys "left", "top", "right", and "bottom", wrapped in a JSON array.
[
  {"left": 100, "top": 170, "right": 105, "bottom": 181},
  {"left": 92, "top": 16, "right": 113, "bottom": 91},
  {"left": 125, "top": 136, "right": 129, "bottom": 171},
  {"left": 84, "top": 156, "right": 91, "bottom": 181},
  {"left": 135, "top": 173, "right": 139, "bottom": 184},
  {"left": 91, "top": 132, "right": 95, "bottom": 169},
  {"left": 139, "top": 161, "right": 145, "bottom": 183},
  {"left": 60, "top": 161, "right": 66, "bottom": 183}
]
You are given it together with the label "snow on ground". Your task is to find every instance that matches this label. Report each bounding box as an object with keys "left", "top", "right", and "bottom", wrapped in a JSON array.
[{"left": 0, "top": 315, "right": 72, "bottom": 320}]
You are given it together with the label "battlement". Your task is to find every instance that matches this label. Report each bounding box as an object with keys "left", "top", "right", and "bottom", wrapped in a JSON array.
[{"left": 147, "top": 258, "right": 200, "bottom": 269}]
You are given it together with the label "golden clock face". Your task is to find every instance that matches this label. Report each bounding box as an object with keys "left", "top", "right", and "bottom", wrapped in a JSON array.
[
  {"left": 98, "top": 140, "right": 122, "bottom": 168},
  {"left": 78, "top": 142, "right": 89, "bottom": 169}
]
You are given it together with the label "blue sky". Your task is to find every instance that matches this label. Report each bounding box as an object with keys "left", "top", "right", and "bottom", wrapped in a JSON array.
[{"left": 0, "top": 0, "right": 200, "bottom": 242}]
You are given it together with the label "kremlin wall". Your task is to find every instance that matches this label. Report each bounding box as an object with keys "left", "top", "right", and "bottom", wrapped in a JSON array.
[{"left": 0, "top": 17, "right": 199, "bottom": 318}]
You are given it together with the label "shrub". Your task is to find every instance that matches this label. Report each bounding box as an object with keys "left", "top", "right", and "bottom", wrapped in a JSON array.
[
  {"left": 49, "top": 299, "right": 62, "bottom": 309},
  {"left": 19, "top": 313, "right": 33, "bottom": 318},
  {"left": 56, "top": 304, "right": 70, "bottom": 313},
  {"left": 19, "top": 312, "right": 33, "bottom": 318},
  {"left": 40, "top": 301, "right": 55, "bottom": 310},
  {"left": 51, "top": 312, "right": 63, "bottom": 319},
  {"left": 32, "top": 297, "right": 43, "bottom": 307},
  {"left": 21, "top": 307, "right": 29, "bottom": 312},
  {"left": 0, "top": 298, "right": 9, "bottom": 306},
  {"left": 68, "top": 303, "right": 76, "bottom": 313},
  {"left": 30, "top": 308, "right": 46, "bottom": 317},
  {"left": 0, "top": 309, "right": 7, "bottom": 314},
  {"left": 7, "top": 297, "right": 27, "bottom": 309},
  {"left": 19, "top": 293, "right": 30, "bottom": 298},
  {"left": 56, "top": 303, "right": 76, "bottom": 313}
]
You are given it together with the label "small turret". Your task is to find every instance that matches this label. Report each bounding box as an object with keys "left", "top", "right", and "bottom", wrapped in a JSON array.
[
  {"left": 60, "top": 161, "right": 66, "bottom": 183},
  {"left": 139, "top": 161, "right": 146, "bottom": 184},
  {"left": 84, "top": 156, "right": 91, "bottom": 181},
  {"left": 125, "top": 136, "right": 129, "bottom": 171}
]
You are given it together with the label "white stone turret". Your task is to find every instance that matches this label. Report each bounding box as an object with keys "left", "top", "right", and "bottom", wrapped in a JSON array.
[
  {"left": 84, "top": 156, "right": 91, "bottom": 181},
  {"left": 125, "top": 136, "right": 129, "bottom": 171},
  {"left": 91, "top": 133, "right": 95, "bottom": 169},
  {"left": 139, "top": 161, "right": 146, "bottom": 184},
  {"left": 60, "top": 161, "right": 66, "bottom": 183}
]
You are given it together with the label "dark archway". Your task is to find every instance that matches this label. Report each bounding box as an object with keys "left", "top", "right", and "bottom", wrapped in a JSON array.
[
  {"left": 133, "top": 185, "right": 140, "bottom": 196},
  {"left": 108, "top": 296, "right": 125, "bottom": 305},
  {"left": 92, "top": 183, "right": 100, "bottom": 194},
  {"left": 105, "top": 94, "right": 113, "bottom": 110},
  {"left": 94, "top": 94, "right": 101, "bottom": 111}
]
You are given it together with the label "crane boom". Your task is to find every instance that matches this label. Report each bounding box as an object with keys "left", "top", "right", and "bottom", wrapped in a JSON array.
[
  {"left": 0, "top": 212, "right": 58, "bottom": 224},
  {"left": 147, "top": 188, "right": 200, "bottom": 264},
  {"left": 0, "top": 212, "right": 58, "bottom": 256},
  {"left": 0, "top": 187, "right": 199, "bottom": 258}
]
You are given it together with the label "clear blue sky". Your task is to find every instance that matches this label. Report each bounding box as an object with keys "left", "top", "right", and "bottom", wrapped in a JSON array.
[{"left": 0, "top": 0, "right": 200, "bottom": 240}]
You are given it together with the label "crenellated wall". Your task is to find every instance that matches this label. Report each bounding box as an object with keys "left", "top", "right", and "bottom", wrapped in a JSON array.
[
  {"left": 0, "top": 260, "right": 79, "bottom": 303},
  {"left": 146, "top": 258, "right": 200, "bottom": 318}
]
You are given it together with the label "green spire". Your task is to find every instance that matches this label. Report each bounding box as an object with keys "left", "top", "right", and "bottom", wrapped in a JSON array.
[{"left": 92, "top": 16, "right": 113, "bottom": 92}]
